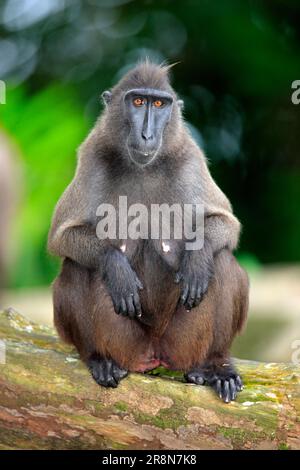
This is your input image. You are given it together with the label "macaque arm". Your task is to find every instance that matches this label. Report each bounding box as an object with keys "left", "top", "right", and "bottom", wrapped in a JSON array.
[
  {"left": 47, "top": 150, "right": 110, "bottom": 270},
  {"left": 204, "top": 209, "right": 240, "bottom": 254},
  {"left": 48, "top": 148, "right": 143, "bottom": 319},
  {"left": 197, "top": 149, "right": 241, "bottom": 254},
  {"left": 48, "top": 221, "right": 106, "bottom": 270},
  {"left": 173, "top": 145, "right": 241, "bottom": 308}
]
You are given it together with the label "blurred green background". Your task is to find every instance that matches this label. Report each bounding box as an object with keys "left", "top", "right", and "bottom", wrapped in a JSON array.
[{"left": 0, "top": 0, "right": 299, "bottom": 362}]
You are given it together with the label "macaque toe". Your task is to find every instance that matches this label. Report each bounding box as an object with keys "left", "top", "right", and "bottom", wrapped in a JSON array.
[
  {"left": 185, "top": 362, "right": 243, "bottom": 403},
  {"left": 88, "top": 354, "right": 128, "bottom": 388},
  {"left": 185, "top": 370, "right": 205, "bottom": 385}
]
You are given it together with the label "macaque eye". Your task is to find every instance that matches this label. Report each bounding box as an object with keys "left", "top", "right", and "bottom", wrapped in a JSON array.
[
  {"left": 153, "top": 100, "right": 163, "bottom": 108},
  {"left": 133, "top": 97, "right": 145, "bottom": 107}
]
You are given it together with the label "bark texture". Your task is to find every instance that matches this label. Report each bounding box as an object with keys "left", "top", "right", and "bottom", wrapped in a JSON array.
[{"left": 0, "top": 309, "right": 299, "bottom": 450}]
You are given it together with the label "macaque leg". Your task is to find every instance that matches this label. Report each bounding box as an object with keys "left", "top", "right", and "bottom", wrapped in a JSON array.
[
  {"left": 161, "top": 249, "right": 249, "bottom": 402},
  {"left": 53, "top": 258, "right": 152, "bottom": 387}
]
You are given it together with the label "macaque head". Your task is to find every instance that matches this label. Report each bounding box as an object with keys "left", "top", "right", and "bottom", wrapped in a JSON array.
[{"left": 101, "top": 62, "right": 184, "bottom": 167}]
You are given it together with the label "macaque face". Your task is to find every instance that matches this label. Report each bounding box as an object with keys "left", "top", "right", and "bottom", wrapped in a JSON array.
[{"left": 123, "top": 88, "right": 174, "bottom": 166}]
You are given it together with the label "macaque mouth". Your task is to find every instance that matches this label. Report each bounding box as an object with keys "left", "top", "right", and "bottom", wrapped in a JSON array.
[
  {"left": 135, "top": 149, "right": 155, "bottom": 157},
  {"left": 127, "top": 143, "right": 157, "bottom": 156},
  {"left": 127, "top": 145, "right": 159, "bottom": 166}
]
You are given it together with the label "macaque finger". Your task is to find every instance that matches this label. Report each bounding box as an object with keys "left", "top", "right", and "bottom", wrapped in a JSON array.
[
  {"left": 133, "top": 292, "right": 142, "bottom": 317},
  {"left": 126, "top": 295, "right": 135, "bottom": 318},
  {"left": 180, "top": 283, "right": 189, "bottom": 305}
]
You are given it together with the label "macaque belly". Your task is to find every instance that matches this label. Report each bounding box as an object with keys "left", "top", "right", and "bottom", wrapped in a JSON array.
[{"left": 123, "top": 240, "right": 182, "bottom": 371}]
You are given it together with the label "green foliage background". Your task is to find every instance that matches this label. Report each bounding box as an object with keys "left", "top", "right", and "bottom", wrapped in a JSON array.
[
  {"left": 1, "top": 86, "right": 89, "bottom": 286},
  {"left": 0, "top": 0, "right": 299, "bottom": 287}
]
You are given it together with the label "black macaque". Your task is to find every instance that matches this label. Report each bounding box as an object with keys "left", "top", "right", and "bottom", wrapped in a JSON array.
[{"left": 48, "top": 62, "right": 249, "bottom": 403}]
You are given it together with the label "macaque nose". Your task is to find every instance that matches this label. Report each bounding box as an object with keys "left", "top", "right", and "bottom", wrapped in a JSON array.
[{"left": 142, "top": 129, "right": 153, "bottom": 141}]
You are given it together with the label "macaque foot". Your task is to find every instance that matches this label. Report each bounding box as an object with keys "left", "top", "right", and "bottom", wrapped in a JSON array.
[
  {"left": 88, "top": 354, "right": 128, "bottom": 388},
  {"left": 184, "top": 362, "right": 243, "bottom": 403}
]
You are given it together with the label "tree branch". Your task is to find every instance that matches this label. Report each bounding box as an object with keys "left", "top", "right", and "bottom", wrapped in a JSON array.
[{"left": 0, "top": 309, "right": 299, "bottom": 450}]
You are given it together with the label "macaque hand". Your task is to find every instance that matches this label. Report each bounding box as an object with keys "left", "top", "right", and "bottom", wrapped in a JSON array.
[
  {"left": 174, "top": 247, "right": 214, "bottom": 311},
  {"left": 103, "top": 249, "right": 143, "bottom": 319}
]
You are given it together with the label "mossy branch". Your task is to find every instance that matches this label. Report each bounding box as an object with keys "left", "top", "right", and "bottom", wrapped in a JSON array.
[{"left": 0, "top": 309, "right": 299, "bottom": 450}]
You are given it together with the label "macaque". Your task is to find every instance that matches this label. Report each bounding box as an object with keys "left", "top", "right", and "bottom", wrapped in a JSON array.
[{"left": 49, "top": 62, "right": 249, "bottom": 402}]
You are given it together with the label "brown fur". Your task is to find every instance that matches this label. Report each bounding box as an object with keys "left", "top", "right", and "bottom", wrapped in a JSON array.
[{"left": 53, "top": 249, "right": 248, "bottom": 372}]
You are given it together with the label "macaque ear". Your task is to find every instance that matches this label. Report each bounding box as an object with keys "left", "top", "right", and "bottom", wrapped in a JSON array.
[
  {"left": 177, "top": 99, "right": 184, "bottom": 111},
  {"left": 101, "top": 90, "right": 112, "bottom": 106}
]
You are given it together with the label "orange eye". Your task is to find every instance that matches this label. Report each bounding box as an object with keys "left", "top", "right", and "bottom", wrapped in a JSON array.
[
  {"left": 133, "top": 97, "right": 145, "bottom": 107},
  {"left": 153, "top": 100, "right": 163, "bottom": 108}
]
